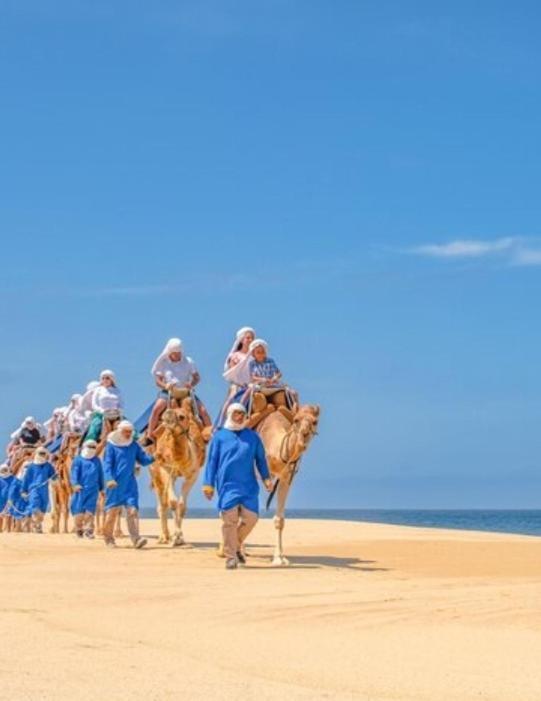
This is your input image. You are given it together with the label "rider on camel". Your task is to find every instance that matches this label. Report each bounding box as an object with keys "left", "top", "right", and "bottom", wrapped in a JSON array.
[{"left": 145, "top": 338, "right": 211, "bottom": 444}]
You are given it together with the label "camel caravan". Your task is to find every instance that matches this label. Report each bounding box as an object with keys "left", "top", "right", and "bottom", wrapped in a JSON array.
[{"left": 0, "top": 328, "right": 320, "bottom": 569}]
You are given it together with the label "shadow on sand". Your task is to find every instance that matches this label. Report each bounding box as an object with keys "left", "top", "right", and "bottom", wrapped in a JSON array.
[{"left": 139, "top": 535, "right": 389, "bottom": 571}]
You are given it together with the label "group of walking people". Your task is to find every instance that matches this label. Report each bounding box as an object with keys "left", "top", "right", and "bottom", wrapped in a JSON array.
[{"left": 0, "top": 328, "right": 297, "bottom": 569}]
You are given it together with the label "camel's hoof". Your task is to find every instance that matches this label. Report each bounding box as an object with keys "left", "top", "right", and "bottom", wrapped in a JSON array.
[
  {"left": 158, "top": 536, "right": 170, "bottom": 545},
  {"left": 271, "top": 556, "right": 290, "bottom": 567},
  {"left": 171, "top": 536, "right": 185, "bottom": 547}
]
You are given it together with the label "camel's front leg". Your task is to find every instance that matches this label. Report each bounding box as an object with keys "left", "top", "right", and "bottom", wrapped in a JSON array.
[
  {"left": 49, "top": 491, "right": 59, "bottom": 534},
  {"left": 272, "top": 477, "right": 291, "bottom": 567},
  {"left": 172, "top": 472, "right": 197, "bottom": 547},
  {"left": 157, "top": 489, "right": 171, "bottom": 544},
  {"left": 62, "top": 492, "right": 70, "bottom": 533}
]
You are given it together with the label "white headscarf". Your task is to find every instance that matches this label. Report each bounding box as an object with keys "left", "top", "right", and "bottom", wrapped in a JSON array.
[
  {"left": 151, "top": 338, "right": 183, "bottom": 377},
  {"left": 249, "top": 339, "right": 269, "bottom": 355},
  {"left": 108, "top": 420, "right": 135, "bottom": 448},
  {"left": 11, "top": 417, "right": 38, "bottom": 440},
  {"left": 223, "top": 327, "right": 256, "bottom": 385},
  {"left": 81, "top": 440, "right": 98, "bottom": 459},
  {"left": 224, "top": 403, "right": 247, "bottom": 432},
  {"left": 34, "top": 448, "right": 49, "bottom": 465},
  {"left": 100, "top": 369, "right": 117, "bottom": 385}
]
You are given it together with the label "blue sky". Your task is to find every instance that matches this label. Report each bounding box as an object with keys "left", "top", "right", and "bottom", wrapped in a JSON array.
[{"left": 1, "top": 1, "right": 540, "bottom": 508}]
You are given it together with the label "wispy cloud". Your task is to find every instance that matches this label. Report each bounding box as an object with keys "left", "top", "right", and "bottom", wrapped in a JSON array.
[
  {"left": 408, "top": 237, "right": 541, "bottom": 267},
  {"left": 511, "top": 247, "right": 541, "bottom": 267},
  {"left": 412, "top": 238, "right": 515, "bottom": 259}
]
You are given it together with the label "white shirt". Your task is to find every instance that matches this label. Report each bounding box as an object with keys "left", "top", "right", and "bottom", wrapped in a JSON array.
[
  {"left": 225, "top": 351, "right": 252, "bottom": 386},
  {"left": 153, "top": 356, "right": 198, "bottom": 387},
  {"left": 80, "top": 388, "right": 97, "bottom": 416},
  {"left": 92, "top": 386, "right": 124, "bottom": 413}
]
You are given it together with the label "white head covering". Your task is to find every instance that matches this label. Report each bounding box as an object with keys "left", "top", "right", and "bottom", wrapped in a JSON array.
[
  {"left": 34, "top": 447, "right": 49, "bottom": 465},
  {"left": 223, "top": 327, "right": 256, "bottom": 385},
  {"left": 249, "top": 339, "right": 269, "bottom": 355},
  {"left": 100, "top": 369, "right": 116, "bottom": 384},
  {"left": 224, "top": 403, "right": 248, "bottom": 431},
  {"left": 223, "top": 327, "right": 255, "bottom": 371},
  {"left": 151, "top": 338, "right": 183, "bottom": 376},
  {"left": 0, "top": 463, "right": 12, "bottom": 477},
  {"left": 70, "top": 394, "right": 82, "bottom": 407},
  {"left": 11, "top": 416, "right": 38, "bottom": 439},
  {"left": 86, "top": 380, "right": 100, "bottom": 392},
  {"left": 53, "top": 407, "right": 65, "bottom": 417},
  {"left": 81, "top": 439, "right": 98, "bottom": 459},
  {"left": 108, "top": 420, "right": 135, "bottom": 447}
]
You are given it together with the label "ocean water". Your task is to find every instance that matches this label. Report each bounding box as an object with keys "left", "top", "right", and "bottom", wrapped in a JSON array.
[{"left": 139, "top": 508, "right": 541, "bottom": 537}]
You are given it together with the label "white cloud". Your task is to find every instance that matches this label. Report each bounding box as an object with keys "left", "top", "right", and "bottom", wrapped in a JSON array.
[
  {"left": 512, "top": 247, "right": 541, "bottom": 266},
  {"left": 412, "top": 237, "right": 516, "bottom": 259}
]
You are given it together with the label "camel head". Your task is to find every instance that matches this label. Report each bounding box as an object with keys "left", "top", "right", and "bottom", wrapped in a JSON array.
[
  {"left": 288, "top": 404, "right": 320, "bottom": 460},
  {"left": 161, "top": 408, "right": 190, "bottom": 436}
]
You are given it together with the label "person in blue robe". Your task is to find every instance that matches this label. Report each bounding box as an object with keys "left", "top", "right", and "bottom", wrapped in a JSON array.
[
  {"left": 70, "top": 440, "right": 104, "bottom": 538},
  {"left": 102, "top": 421, "right": 154, "bottom": 549},
  {"left": 20, "top": 447, "right": 57, "bottom": 533},
  {"left": 203, "top": 403, "right": 273, "bottom": 569}
]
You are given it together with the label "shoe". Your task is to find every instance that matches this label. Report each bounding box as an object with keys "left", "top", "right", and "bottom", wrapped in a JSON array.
[
  {"left": 76, "top": 530, "right": 84, "bottom": 539},
  {"left": 134, "top": 537, "right": 147, "bottom": 549},
  {"left": 84, "top": 530, "right": 95, "bottom": 540},
  {"left": 236, "top": 551, "right": 246, "bottom": 565},
  {"left": 105, "top": 539, "right": 116, "bottom": 548},
  {"left": 225, "top": 558, "right": 238, "bottom": 570}
]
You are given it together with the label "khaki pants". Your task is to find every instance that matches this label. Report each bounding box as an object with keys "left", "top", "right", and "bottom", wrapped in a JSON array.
[
  {"left": 221, "top": 505, "right": 258, "bottom": 560},
  {"left": 103, "top": 506, "right": 139, "bottom": 544},
  {"left": 74, "top": 511, "right": 95, "bottom": 534},
  {"left": 31, "top": 510, "right": 44, "bottom": 532}
]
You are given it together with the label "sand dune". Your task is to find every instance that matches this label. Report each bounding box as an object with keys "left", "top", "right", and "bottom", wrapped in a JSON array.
[{"left": 1, "top": 518, "right": 540, "bottom": 701}]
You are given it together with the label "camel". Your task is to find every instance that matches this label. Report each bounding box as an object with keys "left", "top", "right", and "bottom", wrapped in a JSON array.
[
  {"left": 50, "top": 432, "right": 81, "bottom": 533},
  {"left": 257, "top": 404, "right": 320, "bottom": 566},
  {"left": 150, "top": 398, "right": 207, "bottom": 546},
  {"left": 9, "top": 445, "right": 36, "bottom": 477}
]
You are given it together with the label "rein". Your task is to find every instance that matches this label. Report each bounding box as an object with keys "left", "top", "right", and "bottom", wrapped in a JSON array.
[{"left": 266, "top": 418, "right": 317, "bottom": 511}]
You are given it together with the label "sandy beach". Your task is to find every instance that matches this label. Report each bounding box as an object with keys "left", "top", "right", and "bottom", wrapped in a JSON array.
[{"left": 1, "top": 517, "right": 540, "bottom": 701}]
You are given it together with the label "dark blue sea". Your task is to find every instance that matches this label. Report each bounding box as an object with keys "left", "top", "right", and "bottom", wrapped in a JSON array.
[{"left": 139, "top": 508, "right": 541, "bottom": 537}]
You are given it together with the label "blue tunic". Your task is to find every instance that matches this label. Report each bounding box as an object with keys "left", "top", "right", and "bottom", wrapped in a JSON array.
[
  {"left": 70, "top": 456, "right": 104, "bottom": 515},
  {"left": 204, "top": 428, "right": 270, "bottom": 514},
  {"left": 21, "top": 462, "right": 56, "bottom": 514},
  {"left": 0, "top": 475, "right": 15, "bottom": 512},
  {"left": 8, "top": 478, "right": 30, "bottom": 520},
  {"left": 102, "top": 441, "right": 154, "bottom": 511}
]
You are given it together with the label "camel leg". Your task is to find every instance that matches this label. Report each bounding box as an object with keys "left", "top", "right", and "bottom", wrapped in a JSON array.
[
  {"left": 172, "top": 473, "right": 197, "bottom": 547},
  {"left": 50, "top": 493, "right": 59, "bottom": 534},
  {"left": 62, "top": 495, "right": 70, "bottom": 533},
  {"left": 157, "top": 491, "right": 171, "bottom": 544},
  {"left": 272, "top": 478, "right": 291, "bottom": 567}
]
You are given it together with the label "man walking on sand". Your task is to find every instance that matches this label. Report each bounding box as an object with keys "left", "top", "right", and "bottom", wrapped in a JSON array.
[
  {"left": 102, "top": 420, "right": 154, "bottom": 549},
  {"left": 202, "top": 403, "right": 273, "bottom": 570}
]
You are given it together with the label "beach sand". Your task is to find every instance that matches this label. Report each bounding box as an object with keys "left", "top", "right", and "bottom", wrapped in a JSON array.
[{"left": 1, "top": 517, "right": 540, "bottom": 701}]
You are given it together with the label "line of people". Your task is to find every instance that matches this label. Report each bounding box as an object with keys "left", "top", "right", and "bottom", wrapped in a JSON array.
[{"left": 0, "top": 328, "right": 299, "bottom": 564}]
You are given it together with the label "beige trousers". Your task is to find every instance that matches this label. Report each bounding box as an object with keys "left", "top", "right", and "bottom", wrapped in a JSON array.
[
  {"left": 74, "top": 511, "right": 95, "bottom": 534},
  {"left": 221, "top": 505, "right": 258, "bottom": 560},
  {"left": 103, "top": 506, "right": 139, "bottom": 544}
]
